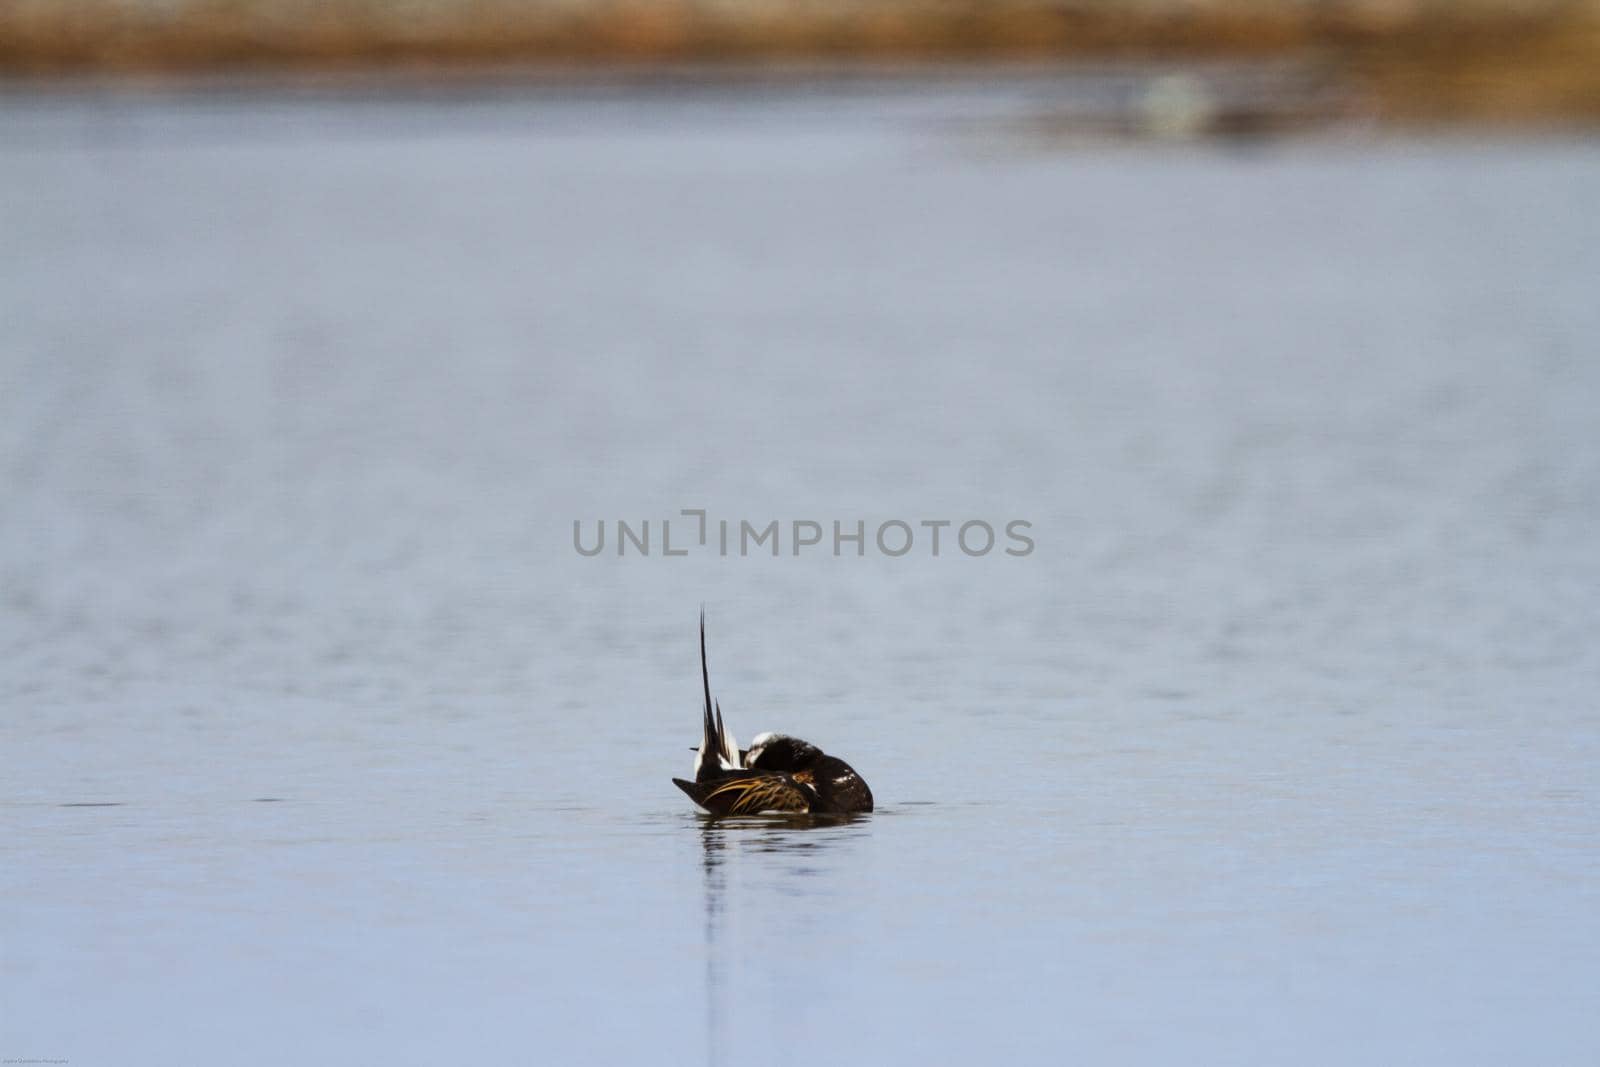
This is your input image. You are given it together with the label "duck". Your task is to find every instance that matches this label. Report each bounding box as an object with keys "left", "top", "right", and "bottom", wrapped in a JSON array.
[{"left": 672, "top": 610, "right": 873, "bottom": 816}]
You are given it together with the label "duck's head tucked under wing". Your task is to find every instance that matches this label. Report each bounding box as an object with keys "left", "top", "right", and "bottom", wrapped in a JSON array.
[{"left": 743, "top": 732, "right": 821, "bottom": 771}]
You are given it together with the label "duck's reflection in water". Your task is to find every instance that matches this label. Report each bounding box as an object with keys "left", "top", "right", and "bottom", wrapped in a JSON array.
[{"left": 697, "top": 814, "right": 871, "bottom": 1067}]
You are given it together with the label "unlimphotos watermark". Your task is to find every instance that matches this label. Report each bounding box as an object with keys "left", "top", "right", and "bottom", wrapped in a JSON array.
[{"left": 573, "top": 510, "right": 1034, "bottom": 558}]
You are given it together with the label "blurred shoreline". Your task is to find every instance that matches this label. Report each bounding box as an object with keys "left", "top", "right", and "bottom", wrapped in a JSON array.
[{"left": 2, "top": 2, "right": 1600, "bottom": 129}]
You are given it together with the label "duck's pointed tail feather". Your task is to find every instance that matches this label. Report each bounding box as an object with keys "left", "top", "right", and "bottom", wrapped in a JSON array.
[
  {"left": 699, "top": 607, "right": 717, "bottom": 763},
  {"left": 692, "top": 608, "right": 742, "bottom": 780}
]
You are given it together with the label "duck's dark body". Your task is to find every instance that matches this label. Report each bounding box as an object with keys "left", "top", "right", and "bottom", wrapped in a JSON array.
[
  {"left": 672, "top": 613, "right": 873, "bottom": 816},
  {"left": 673, "top": 748, "right": 873, "bottom": 816}
]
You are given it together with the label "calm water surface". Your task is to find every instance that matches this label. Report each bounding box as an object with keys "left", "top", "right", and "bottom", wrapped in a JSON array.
[{"left": 2, "top": 81, "right": 1598, "bottom": 1064}]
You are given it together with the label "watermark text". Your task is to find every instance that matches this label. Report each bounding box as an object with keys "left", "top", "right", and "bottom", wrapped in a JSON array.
[{"left": 573, "top": 510, "right": 1034, "bottom": 558}]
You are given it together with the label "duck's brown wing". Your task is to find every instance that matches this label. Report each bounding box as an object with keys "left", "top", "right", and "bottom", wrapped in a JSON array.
[{"left": 673, "top": 772, "right": 815, "bottom": 815}]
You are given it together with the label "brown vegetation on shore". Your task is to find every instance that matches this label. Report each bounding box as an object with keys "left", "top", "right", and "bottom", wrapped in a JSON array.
[{"left": 2, "top": 1, "right": 1598, "bottom": 125}]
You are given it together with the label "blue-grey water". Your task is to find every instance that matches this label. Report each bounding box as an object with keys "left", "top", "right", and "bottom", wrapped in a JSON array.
[{"left": 3, "top": 78, "right": 1598, "bottom": 1064}]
